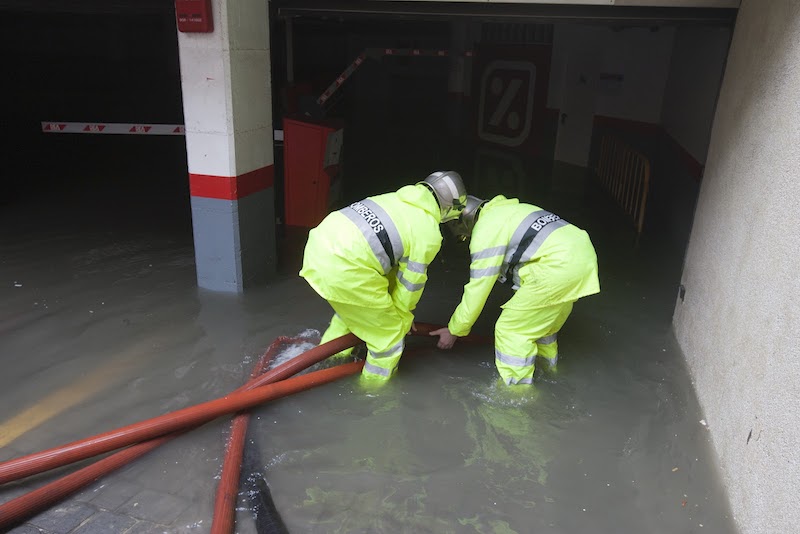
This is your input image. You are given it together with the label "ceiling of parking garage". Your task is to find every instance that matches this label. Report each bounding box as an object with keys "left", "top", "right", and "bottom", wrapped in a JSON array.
[
  {"left": 276, "top": 1, "right": 736, "bottom": 25},
  {"left": 0, "top": 0, "right": 737, "bottom": 26},
  {"left": 0, "top": 0, "right": 172, "bottom": 14}
]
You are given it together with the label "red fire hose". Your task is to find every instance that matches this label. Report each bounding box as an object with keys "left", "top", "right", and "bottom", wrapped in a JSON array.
[
  {"left": 211, "top": 410, "right": 254, "bottom": 533},
  {"left": 0, "top": 334, "right": 334, "bottom": 530},
  {"left": 210, "top": 336, "right": 302, "bottom": 533},
  {"left": 0, "top": 436, "right": 173, "bottom": 530},
  {"left": 208, "top": 322, "right": 488, "bottom": 533},
  {"left": 0, "top": 362, "right": 364, "bottom": 529},
  {"left": 0, "top": 323, "right": 469, "bottom": 486},
  {"left": 0, "top": 322, "right": 487, "bottom": 530},
  {"left": 0, "top": 334, "right": 360, "bottom": 486}
]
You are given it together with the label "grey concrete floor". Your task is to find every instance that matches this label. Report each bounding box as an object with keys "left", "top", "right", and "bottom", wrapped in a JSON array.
[{"left": 0, "top": 159, "right": 737, "bottom": 533}]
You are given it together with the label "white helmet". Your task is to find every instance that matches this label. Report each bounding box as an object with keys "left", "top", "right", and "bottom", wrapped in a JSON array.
[
  {"left": 448, "top": 195, "right": 486, "bottom": 241},
  {"left": 461, "top": 195, "right": 487, "bottom": 234},
  {"left": 421, "top": 171, "right": 467, "bottom": 222}
]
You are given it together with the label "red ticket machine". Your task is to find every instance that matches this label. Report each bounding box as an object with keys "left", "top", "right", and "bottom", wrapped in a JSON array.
[{"left": 283, "top": 117, "right": 344, "bottom": 228}]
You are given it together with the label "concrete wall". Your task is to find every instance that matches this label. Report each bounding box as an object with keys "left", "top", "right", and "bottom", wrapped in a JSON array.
[
  {"left": 548, "top": 24, "right": 675, "bottom": 165},
  {"left": 548, "top": 24, "right": 675, "bottom": 121},
  {"left": 661, "top": 26, "right": 730, "bottom": 163},
  {"left": 673, "top": 1, "right": 800, "bottom": 533},
  {"left": 594, "top": 27, "right": 675, "bottom": 123},
  {"left": 642, "top": 25, "right": 730, "bottom": 247},
  {"left": 371, "top": 0, "right": 741, "bottom": 6}
]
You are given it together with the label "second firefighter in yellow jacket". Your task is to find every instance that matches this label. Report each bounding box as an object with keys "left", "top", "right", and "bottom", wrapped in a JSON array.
[
  {"left": 430, "top": 195, "right": 600, "bottom": 385},
  {"left": 300, "top": 171, "right": 467, "bottom": 381}
]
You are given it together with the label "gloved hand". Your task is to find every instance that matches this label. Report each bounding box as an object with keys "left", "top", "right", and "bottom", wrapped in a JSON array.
[{"left": 429, "top": 327, "right": 458, "bottom": 350}]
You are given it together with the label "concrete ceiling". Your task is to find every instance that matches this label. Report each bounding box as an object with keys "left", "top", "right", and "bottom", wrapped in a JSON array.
[
  {"left": 0, "top": 0, "right": 172, "bottom": 14},
  {"left": 277, "top": 1, "right": 738, "bottom": 25}
]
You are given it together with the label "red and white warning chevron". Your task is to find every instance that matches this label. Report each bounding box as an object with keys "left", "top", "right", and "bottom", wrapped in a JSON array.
[{"left": 41, "top": 122, "right": 186, "bottom": 135}]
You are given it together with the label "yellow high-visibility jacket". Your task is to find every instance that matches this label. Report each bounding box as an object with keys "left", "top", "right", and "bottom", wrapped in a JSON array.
[
  {"left": 300, "top": 184, "right": 443, "bottom": 320},
  {"left": 448, "top": 195, "right": 599, "bottom": 337}
]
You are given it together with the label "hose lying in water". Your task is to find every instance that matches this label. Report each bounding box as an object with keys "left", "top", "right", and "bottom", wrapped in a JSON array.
[
  {"left": 0, "top": 334, "right": 320, "bottom": 530},
  {"left": 0, "top": 322, "right": 468, "bottom": 486},
  {"left": 0, "top": 333, "right": 359, "bottom": 487},
  {"left": 0, "top": 434, "right": 175, "bottom": 531},
  {"left": 209, "top": 322, "right": 488, "bottom": 533},
  {"left": 0, "top": 322, "right": 485, "bottom": 530},
  {"left": 209, "top": 336, "right": 300, "bottom": 534},
  {"left": 0, "top": 362, "right": 365, "bottom": 530}
]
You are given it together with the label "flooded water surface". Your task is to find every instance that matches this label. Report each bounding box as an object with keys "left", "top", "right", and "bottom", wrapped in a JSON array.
[{"left": 0, "top": 161, "right": 736, "bottom": 534}]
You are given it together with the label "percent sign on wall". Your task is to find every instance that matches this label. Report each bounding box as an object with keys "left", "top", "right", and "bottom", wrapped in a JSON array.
[{"left": 477, "top": 60, "right": 537, "bottom": 148}]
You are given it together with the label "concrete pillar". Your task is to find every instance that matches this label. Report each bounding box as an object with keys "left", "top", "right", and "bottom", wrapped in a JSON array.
[
  {"left": 447, "top": 21, "right": 468, "bottom": 97},
  {"left": 446, "top": 21, "right": 469, "bottom": 139},
  {"left": 177, "top": 0, "right": 275, "bottom": 292}
]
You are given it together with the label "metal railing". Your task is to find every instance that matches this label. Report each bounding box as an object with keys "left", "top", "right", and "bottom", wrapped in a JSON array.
[{"left": 594, "top": 136, "right": 651, "bottom": 239}]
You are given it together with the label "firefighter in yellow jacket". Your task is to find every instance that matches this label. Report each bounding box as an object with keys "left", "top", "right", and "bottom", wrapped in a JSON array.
[
  {"left": 430, "top": 195, "right": 599, "bottom": 385},
  {"left": 300, "top": 172, "right": 467, "bottom": 381}
]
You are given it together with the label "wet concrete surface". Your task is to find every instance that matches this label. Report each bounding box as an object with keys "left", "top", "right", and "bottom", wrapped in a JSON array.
[{"left": 0, "top": 154, "right": 737, "bottom": 533}]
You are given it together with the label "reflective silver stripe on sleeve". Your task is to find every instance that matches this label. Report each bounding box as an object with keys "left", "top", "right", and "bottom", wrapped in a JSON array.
[
  {"left": 363, "top": 361, "right": 392, "bottom": 376},
  {"left": 470, "top": 246, "right": 506, "bottom": 262},
  {"left": 362, "top": 199, "right": 404, "bottom": 266},
  {"left": 400, "top": 256, "right": 428, "bottom": 273},
  {"left": 397, "top": 270, "right": 425, "bottom": 292},
  {"left": 470, "top": 266, "right": 503, "bottom": 279},
  {"left": 340, "top": 207, "right": 392, "bottom": 273},
  {"left": 516, "top": 219, "right": 569, "bottom": 265},
  {"left": 495, "top": 349, "right": 535, "bottom": 367},
  {"left": 369, "top": 339, "right": 405, "bottom": 359},
  {"left": 537, "top": 334, "right": 558, "bottom": 345},
  {"left": 505, "top": 376, "right": 533, "bottom": 385}
]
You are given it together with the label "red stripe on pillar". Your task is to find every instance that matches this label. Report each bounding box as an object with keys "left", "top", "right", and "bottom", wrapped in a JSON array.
[
  {"left": 237, "top": 166, "right": 275, "bottom": 198},
  {"left": 190, "top": 166, "right": 274, "bottom": 200}
]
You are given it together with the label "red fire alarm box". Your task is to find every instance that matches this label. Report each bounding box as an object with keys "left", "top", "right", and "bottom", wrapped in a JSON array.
[{"left": 176, "top": 0, "right": 213, "bottom": 33}]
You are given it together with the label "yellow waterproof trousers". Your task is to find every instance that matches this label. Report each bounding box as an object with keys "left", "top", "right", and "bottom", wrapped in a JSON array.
[
  {"left": 494, "top": 301, "right": 574, "bottom": 385},
  {"left": 319, "top": 300, "right": 410, "bottom": 381}
]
